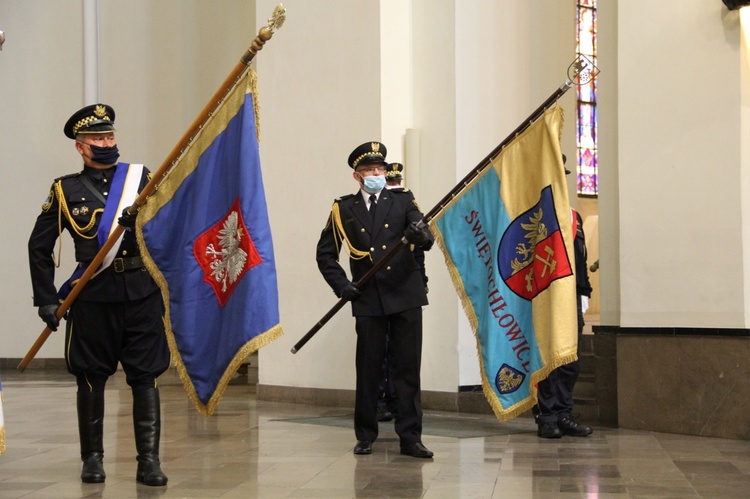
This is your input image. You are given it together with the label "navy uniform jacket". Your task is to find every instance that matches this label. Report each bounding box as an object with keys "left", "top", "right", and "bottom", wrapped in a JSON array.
[
  {"left": 28, "top": 164, "right": 158, "bottom": 306},
  {"left": 573, "top": 211, "right": 592, "bottom": 299},
  {"left": 316, "top": 188, "right": 433, "bottom": 317}
]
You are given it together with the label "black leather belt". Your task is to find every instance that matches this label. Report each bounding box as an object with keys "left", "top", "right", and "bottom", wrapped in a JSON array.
[{"left": 113, "top": 256, "right": 144, "bottom": 273}]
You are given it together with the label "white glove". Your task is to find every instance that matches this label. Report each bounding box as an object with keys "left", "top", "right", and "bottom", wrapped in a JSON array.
[{"left": 580, "top": 295, "right": 589, "bottom": 314}]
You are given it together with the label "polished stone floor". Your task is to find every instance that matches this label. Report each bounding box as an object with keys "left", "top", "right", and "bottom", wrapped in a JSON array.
[{"left": 1, "top": 368, "right": 749, "bottom": 498}]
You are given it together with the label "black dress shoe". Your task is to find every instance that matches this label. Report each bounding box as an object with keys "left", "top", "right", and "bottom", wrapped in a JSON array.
[
  {"left": 400, "top": 442, "right": 433, "bottom": 458},
  {"left": 537, "top": 422, "right": 563, "bottom": 439},
  {"left": 558, "top": 416, "right": 593, "bottom": 436},
  {"left": 353, "top": 440, "right": 372, "bottom": 455},
  {"left": 81, "top": 452, "right": 106, "bottom": 483},
  {"left": 376, "top": 406, "right": 394, "bottom": 422},
  {"left": 136, "top": 459, "right": 168, "bottom": 486}
]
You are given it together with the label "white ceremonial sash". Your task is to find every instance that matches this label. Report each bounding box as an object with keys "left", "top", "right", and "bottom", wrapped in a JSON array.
[{"left": 93, "top": 163, "right": 144, "bottom": 276}]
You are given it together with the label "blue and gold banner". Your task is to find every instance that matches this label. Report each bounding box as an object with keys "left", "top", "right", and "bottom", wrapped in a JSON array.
[
  {"left": 137, "top": 68, "right": 282, "bottom": 416},
  {"left": 431, "top": 106, "right": 577, "bottom": 421}
]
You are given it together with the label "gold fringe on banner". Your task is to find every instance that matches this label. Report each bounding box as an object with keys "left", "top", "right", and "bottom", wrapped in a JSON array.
[
  {"left": 428, "top": 116, "right": 578, "bottom": 421},
  {"left": 137, "top": 67, "right": 283, "bottom": 417},
  {"left": 430, "top": 227, "right": 532, "bottom": 421}
]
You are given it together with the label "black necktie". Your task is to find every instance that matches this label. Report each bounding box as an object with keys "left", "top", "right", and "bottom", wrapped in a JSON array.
[{"left": 369, "top": 194, "right": 377, "bottom": 218}]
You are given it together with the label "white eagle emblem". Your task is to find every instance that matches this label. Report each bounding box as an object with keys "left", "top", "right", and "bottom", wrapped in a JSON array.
[{"left": 205, "top": 211, "right": 248, "bottom": 292}]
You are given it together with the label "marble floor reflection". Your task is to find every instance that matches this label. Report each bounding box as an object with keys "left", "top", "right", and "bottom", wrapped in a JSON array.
[{"left": 1, "top": 368, "right": 749, "bottom": 498}]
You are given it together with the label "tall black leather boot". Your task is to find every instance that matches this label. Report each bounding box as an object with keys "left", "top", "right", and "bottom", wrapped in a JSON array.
[
  {"left": 133, "top": 387, "right": 168, "bottom": 486},
  {"left": 77, "top": 390, "right": 106, "bottom": 483}
]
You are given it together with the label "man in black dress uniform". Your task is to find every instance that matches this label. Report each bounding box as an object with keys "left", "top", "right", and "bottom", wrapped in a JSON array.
[
  {"left": 534, "top": 155, "right": 594, "bottom": 439},
  {"left": 375, "top": 162, "right": 429, "bottom": 423},
  {"left": 28, "top": 104, "right": 170, "bottom": 485},
  {"left": 316, "top": 142, "right": 434, "bottom": 458}
]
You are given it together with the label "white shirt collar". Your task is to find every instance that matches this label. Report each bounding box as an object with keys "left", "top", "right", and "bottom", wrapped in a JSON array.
[{"left": 360, "top": 189, "right": 381, "bottom": 208}]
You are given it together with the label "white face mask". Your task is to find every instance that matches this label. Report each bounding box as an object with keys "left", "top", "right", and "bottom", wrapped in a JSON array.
[{"left": 361, "top": 175, "right": 386, "bottom": 194}]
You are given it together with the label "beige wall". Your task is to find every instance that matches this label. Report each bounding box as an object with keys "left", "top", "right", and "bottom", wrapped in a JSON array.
[
  {"left": 596, "top": 0, "right": 621, "bottom": 326},
  {"left": 1, "top": 0, "right": 85, "bottom": 359},
  {"left": 0, "top": 0, "right": 254, "bottom": 359},
  {"left": 3, "top": 0, "right": 749, "bottom": 399},
  {"left": 617, "top": 0, "right": 747, "bottom": 327},
  {"left": 254, "top": 0, "right": 382, "bottom": 390}
]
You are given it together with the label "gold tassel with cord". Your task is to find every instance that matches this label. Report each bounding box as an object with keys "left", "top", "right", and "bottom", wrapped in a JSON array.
[{"left": 330, "top": 202, "right": 371, "bottom": 261}]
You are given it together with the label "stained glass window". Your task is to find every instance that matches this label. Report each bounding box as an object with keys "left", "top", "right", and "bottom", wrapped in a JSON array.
[{"left": 576, "top": 0, "right": 598, "bottom": 196}]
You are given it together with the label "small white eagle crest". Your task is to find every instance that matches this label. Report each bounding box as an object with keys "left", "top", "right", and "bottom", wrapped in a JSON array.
[{"left": 205, "top": 211, "right": 248, "bottom": 292}]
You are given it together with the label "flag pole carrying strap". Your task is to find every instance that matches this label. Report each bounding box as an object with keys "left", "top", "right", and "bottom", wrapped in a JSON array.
[
  {"left": 291, "top": 55, "right": 600, "bottom": 354},
  {"left": 18, "top": 5, "right": 286, "bottom": 372}
]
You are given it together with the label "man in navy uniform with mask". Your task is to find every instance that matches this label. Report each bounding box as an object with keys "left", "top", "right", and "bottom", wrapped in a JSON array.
[
  {"left": 28, "top": 104, "right": 170, "bottom": 486},
  {"left": 316, "top": 142, "right": 435, "bottom": 458}
]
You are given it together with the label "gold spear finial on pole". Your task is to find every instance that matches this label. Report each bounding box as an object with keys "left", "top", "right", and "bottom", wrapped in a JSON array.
[
  {"left": 241, "top": 4, "right": 286, "bottom": 65},
  {"left": 268, "top": 4, "right": 287, "bottom": 31}
]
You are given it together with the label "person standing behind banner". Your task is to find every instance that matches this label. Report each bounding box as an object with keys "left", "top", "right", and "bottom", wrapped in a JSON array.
[
  {"left": 27, "top": 104, "right": 170, "bottom": 485},
  {"left": 385, "top": 163, "right": 429, "bottom": 292},
  {"left": 376, "top": 162, "right": 429, "bottom": 422},
  {"left": 534, "top": 154, "right": 593, "bottom": 439},
  {"left": 316, "top": 142, "right": 435, "bottom": 458}
]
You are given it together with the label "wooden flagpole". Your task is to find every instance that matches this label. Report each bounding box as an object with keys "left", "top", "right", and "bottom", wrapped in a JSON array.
[{"left": 19, "top": 5, "right": 287, "bottom": 372}]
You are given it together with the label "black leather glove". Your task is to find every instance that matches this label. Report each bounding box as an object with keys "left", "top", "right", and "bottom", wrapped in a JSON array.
[
  {"left": 339, "top": 282, "right": 362, "bottom": 302},
  {"left": 404, "top": 221, "right": 430, "bottom": 247},
  {"left": 118, "top": 208, "right": 137, "bottom": 228},
  {"left": 38, "top": 304, "right": 60, "bottom": 331}
]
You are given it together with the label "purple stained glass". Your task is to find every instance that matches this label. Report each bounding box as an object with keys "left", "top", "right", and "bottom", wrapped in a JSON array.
[
  {"left": 581, "top": 149, "right": 595, "bottom": 168},
  {"left": 576, "top": 0, "right": 598, "bottom": 196},
  {"left": 578, "top": 173, "right": 598, "bottom": 196}
]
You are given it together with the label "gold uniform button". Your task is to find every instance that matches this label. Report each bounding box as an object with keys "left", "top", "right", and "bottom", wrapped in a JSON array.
[
  {"left": 370, "top": 247, "right": 375, "bottom": 252},
  {"left": 384, "top": 224, "right": 389, "bottom": 228},
  {"left": 122, "top": 250, "right": 128, "bottom": 256},
  {"left": 360, "top": 228, "right": 365, "bottom": 232},
  {"left": 382, "top": 245, "right": 387, "bottom": 250},
  {"left": 386, "top": 266, "right": 391, "bottom": 271}
]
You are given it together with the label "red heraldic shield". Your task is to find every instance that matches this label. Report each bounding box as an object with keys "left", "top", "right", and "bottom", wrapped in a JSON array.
[
  {"left": 498, "top": 185, "right": 572, "bottom": 301},
  {"left": 193, "top": 197, "right": 262, "bottom": 306}
]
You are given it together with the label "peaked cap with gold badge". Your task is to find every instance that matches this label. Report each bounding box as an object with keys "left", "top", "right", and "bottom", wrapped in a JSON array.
[
  {"left": 347, "top": 141, "right": 388, "bottom": 169},
  {"left": 386, "top": 162, "right": 404, "bottom": 181},
  {"left": 63, "top": 103, "right": 116, "bottom": 139}
]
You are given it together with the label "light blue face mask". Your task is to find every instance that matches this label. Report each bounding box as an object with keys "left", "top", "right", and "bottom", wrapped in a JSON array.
[{"left": 362, "top": 175, "right": 386, "bottom": 194}]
